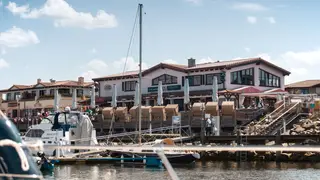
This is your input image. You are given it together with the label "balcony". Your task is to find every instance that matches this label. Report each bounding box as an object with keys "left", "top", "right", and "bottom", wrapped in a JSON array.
[
  {"left": 20, "top": 95, "right": 36, "bottom": 101},
  {"left": 38, "top": 95, "right": 54, "bottom": 100}
]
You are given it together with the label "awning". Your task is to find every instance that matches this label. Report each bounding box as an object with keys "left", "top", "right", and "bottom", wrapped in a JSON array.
[
  {"left": 264, "top": 88, "right": 288, "bottom": 93},
  {"left": 221, "top": 86, "right": 261, "bottom": 94}
]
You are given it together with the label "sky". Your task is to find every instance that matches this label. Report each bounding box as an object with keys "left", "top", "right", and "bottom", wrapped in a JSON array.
[{"left": 0, "top": 0, "right": 319, "bottom": 89}]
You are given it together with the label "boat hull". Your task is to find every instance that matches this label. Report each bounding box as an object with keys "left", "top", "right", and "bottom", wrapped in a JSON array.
[{"left": 109, "top": 151, "right": 199, "bottom": 164}]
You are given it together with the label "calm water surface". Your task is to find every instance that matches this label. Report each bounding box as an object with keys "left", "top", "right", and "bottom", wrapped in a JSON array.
[{"left": 44, "top": 162, "right": 320, "bottom": 180}]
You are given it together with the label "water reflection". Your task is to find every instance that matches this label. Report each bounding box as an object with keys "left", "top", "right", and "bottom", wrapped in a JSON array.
[{"left": 44, "top": 162, "right": 320, "bottom": 180}]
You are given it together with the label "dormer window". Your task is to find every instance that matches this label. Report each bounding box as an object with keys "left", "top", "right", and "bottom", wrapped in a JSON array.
[{"left": 152, "top": 74, "right": 178, "bottom": 86}]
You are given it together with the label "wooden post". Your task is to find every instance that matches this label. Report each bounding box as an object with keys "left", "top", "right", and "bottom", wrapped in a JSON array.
[
  {"left": 200, "top": 104, "right": 205, "bottom": 144},
  {"left": 276, "top": 130, "right": 281, "bottom": 162},
  {"left": 236, "top": 128, "right": 240, "bottom": 161}
]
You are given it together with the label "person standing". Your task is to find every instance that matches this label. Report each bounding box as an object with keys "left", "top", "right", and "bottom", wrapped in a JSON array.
[{"left": 206, "top": 118, "right": 212, "bottom": 136}]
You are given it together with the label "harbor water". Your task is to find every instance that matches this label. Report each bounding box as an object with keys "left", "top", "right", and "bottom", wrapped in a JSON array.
[{"left": 44, "top": 161, "right": 320, "bottom": 180}]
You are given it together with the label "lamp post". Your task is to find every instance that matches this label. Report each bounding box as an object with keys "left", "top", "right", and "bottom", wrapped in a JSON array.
[{"left": 16, "top": 94, "right": 21, "bottom": 130}]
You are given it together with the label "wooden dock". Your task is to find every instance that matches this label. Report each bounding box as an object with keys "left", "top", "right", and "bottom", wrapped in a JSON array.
[
  {"left": 196, "top": 134, "right": 320, "bottom": 144},
  {"left": 51, "top": 156, "right": 162, "bottom": 166}
]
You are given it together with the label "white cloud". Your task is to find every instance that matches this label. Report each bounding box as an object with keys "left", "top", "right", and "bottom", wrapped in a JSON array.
[
  {"left": 81, "top": 70, "right": 99, "bottom": 81},
  {"left": 232, "top": 3, "right": 268, "bottom": 12},
  {"left": 6, "top": 2, "right": 29, "bottom": 14},
  {"left": 82, "top": 57, "right": 148, "bottom": 80},
  {"left": 185, "top": 0, "right": 202, "bottom": 5},
  {"left": 244, "top": 47, "right": 251, "bottom": 52},
  {"left": 0, "top": 59, "right": 9, "bottom": 69},
  {"left": 0, "top": 26, "right": 39, "bottom": 48},
  {"left": 247, "top": 16, "right": 257, "bottom": 24},
  {"left": 6, "top": 0, "right": 118, "bottom": 29},
  {"left": 0, "top": 1, "right": 2, "bottom": 7},
  {"left": 266, "top": 17, "right": 276, "bottom": 24},
  {"left": 198, "top": 57, "right": 214, "bottom": 64},
  {"left": 113, "top": 57, "right": 148, "bottom": 72},
  {"left": 280, "top": 48, "right": 320, "bottom": 66},
  {"left": 257, "top": 53, "right": 271, "bottom": 62},
  {"left": 90, "top": 48, "right": 97, "bottom": 54},
  {"left": 0, "top": 47, "right": 6, "bottom": 55},
  {"left": 87, "top": 59, "right": 108, "bottom": 73},
  {"left": 253, "top": 49, "right": 320, "bottom": 84},
  {"left": 163, "top": 59, "right": 178, "bottom": 64}
]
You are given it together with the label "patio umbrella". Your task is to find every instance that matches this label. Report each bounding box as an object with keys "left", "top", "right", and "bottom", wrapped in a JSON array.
[
  {"left": 72, "top": 88, "right": 77, "bottom": 110},
  {"left": 157, "top": 81, "right": 163, "bottom": 105}
]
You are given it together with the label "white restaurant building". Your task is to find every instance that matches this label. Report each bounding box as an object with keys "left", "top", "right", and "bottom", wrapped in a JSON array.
[{"left": 92, "top": 57, "right": 291, "bottom": 111}]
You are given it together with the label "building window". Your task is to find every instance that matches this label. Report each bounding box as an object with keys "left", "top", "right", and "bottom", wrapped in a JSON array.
[
  {"left": 259, "top": 69, "right": 280, "bottom": 87},
  {"left": 58, "top": 89, "right": 70, "bottom": 95},
  {"left": 231, "top": 68, "right": 254, "bottom": 86},
  {"left": 50, "top": 89, "right": 54, "bottom": 95},
  {"left": 152, "top": 74, "right": 178, "bottom": 86},
  {"left": 206, "top": 74, "right": 222, "bottom": 85},
  {"left": 13, "top": 92, "right": 21, "bottom": 100},
  {"left": 185, "top": 75, "right": 202, "bottom": 86},
  {"left": 31, "top": 91, "right": 36, "bottom": 97},
  {"left": 77, "top": 89, "right": 84, "bottom": 96},
  {"left": 6, "top": 93, "right": 12, "bottom": 101},
  {"left": 39, "top": 90, "right": 46, "bottom": 96},
  {"left": 123, "top": 81, "right": 136, "bottom": 92}
]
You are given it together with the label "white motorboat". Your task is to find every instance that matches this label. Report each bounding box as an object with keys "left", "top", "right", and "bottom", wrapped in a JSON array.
[{"left": 21, "top": 110, "right": 98, "bottom": 157}]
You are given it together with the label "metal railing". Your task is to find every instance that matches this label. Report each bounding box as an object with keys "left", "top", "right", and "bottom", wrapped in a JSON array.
[
  {"left": 273, "top": 113, "right": 309, "bottom": 135},
  {"left": 256, "top": 103, "right": 285, "bottom": 126}
]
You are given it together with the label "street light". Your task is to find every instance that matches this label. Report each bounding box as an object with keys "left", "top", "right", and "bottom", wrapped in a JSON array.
[{"left": 16, "top": 94, "right": 21, "bottom": 129}]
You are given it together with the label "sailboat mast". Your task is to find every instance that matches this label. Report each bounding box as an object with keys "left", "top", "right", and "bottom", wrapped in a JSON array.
[{"left": 138, "top": 3, "right": 143, "bottom": 145}]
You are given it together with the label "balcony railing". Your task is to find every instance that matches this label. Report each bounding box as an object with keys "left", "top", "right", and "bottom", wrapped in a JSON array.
[{"left": 20, "top": 95, "right": 36, "bottom": 101}]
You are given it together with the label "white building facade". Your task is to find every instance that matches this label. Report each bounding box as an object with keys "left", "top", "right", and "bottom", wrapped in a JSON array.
[
  {"left": 93, "top": 57, "right": 290, "bottom": 110},
  {"left": 0, "top": 77, "right": 93, "bottom": 118}
]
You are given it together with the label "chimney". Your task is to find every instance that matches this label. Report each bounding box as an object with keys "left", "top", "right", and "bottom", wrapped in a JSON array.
[
  {"left": 50, "top": 79, "right": 56, "bottom": 83},
  {"left": 37, "top": 78, "right": 41, "bottom": 84},
  {"left": 78, "top": 77, "right": 84, "bottom": 85},
  {"left": 188, "top": 58, "right": 196, "bottom": 68}
]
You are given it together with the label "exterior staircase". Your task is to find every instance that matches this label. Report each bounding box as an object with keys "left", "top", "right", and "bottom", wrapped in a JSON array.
[{"left": 247, "top": 101, "right": 301, "bottom": 135}]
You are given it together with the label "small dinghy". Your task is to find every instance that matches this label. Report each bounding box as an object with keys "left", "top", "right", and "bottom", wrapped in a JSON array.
[
  {"left": 0, "top": 111, "right": 43, "bottom": 179},
  {"left": 36, "top": 152, "right": 59, "bottom": 172}
]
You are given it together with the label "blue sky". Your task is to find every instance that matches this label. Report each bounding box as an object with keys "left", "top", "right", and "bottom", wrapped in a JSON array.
[{"left": 0, "top": 0, "right": 319, "bottom": 89}]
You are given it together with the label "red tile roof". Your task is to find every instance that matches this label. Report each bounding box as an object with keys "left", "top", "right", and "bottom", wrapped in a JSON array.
[
  {"left": 0, "top": 79, "right": 93, "bottom": 92},
  {"left": 285, "top": 80, "right": 320, "bottom": 88},
  {"left": 93, "top": 57, "right": 290, "bottom": 81},
  {"left": 221, "top": 86, "right": 261, "bottom": 94}
]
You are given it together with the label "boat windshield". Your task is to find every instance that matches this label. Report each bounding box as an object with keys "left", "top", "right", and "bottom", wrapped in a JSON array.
[
  {"left": 40, "top": 118, "right": 52, "bottom": 124},
  {"left": 25, "top": 129, "right": 44, "bottom": 138},
  {"left": 57, "top": 112, "right": 80, "bottom": 125}
]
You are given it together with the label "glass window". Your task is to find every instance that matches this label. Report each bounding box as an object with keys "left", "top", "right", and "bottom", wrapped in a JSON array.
[
  {"left": 50, "top": 89, "right": 54, "bottom": 95},
  {"left": 259, "top": 69, "right": 280, "bottom": 87},
  {"left": 230, "top": 68, "right": 254, "bottom": 86},
  {"left": 193, "top": 75, "right": 201, "bottom": 86},
  {"left": 206, "top": 74, "right": 222, "bottom": 85},
  {"left": 124, "top": 81, "right": 136, "bottom": 91},
  {"left": 39, "top": 90, "right": 46, "bottom": 96},
  {"left": 152, "top": 74, "right": 178, "bottom": 86},
  {"left": 77, "top": 89, "right": 83, "bottom": 96},
  {"left": 25, "top": 129, "right": 45, "bottom": 138},
  {"left": 6, "top": 93, "right": 12, "bottom": 101}
]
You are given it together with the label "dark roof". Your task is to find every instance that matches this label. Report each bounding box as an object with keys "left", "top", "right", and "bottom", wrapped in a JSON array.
[
  {"left": 285, "top": 80, "right": 320, "bottom": 88},
  {"left": 92, "top": 57, "right": 291, "bottom": 81}
]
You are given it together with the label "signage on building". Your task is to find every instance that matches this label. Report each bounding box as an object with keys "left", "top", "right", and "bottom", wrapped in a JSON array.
[
  {"left": 172, "top": 116, "right": 181, "bottom": 125},
  {"left": 8, "top": 102, "right": 18, "bottom": 107},
  {"left": 148, "top": 85, "right": 181, "bottom": 93},
  {"left": 104, "top": 84, "right": 112, "bottom": 91}
]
